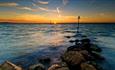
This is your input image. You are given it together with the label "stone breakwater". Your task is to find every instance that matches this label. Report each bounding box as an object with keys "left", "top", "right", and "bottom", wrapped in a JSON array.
[
  {"left": 0, "top": 37, "right": 105, "bottom": 70},
  {"left": 47, "top": 38, "right": 105, "bottom": 70}
]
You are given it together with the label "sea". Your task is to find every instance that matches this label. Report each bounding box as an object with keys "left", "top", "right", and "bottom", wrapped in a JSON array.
[{"left": 0, "top": 23, "right": 115, "bottom": 70}]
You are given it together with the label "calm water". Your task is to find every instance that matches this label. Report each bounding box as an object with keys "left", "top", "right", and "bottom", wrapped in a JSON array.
[{"left": 0, "top": 23, "right": 115, "bottom": 70}]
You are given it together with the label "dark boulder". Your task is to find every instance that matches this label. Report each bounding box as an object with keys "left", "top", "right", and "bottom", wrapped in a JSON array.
[
  {"left": 79, "top": 50, "right": 94, "bottom": 60},
  {"left": 64, "top": 36, "right": 71, "bottom": 38},
  {"left": 91, "top": 51, "right": 105, "bottom": 60},
  {"left": 87, "top": 61, "right": 103, "bottom": 70},
  {"left": 29, "top": 64, "right": 45, "bottom": 70},
  {"left": 0, "top": 61, "right": 22, "bottom": 70},
  {"left": 81, "top": 39, "right": 91, "bottom": 44},
  {"left": 91, "top": 44, "right": 102, "bottom": 52},
  {"left": 81, "top": 39, "right": 92, "bottom": 52},
  {"left": 67, "top": 40, "right": 82, "bottom": 51},
  {"left": 69, "top": 40, "right": 75, "bottom": 43},
  {"left": 62, "top": 51, "right": 86, "bottom": 65},
  {"left": 48, "top": 63, "right": 69, "bottom": 70},
  {"left": 80, "top": 63, "right": 97, "bottom": 70},
  {"left": 61, "top": 51, "right": 86, "bottom": 70},
  {"left": 67, "top": 45, "right": 82, "bottom": 51},
  {"left": 38, "top": 57, "right": 51, "bottom": 64}
]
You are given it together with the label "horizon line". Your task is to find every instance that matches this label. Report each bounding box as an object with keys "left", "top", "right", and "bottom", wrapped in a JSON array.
[{"left": 0, "top": 22, "right": 115, "bottom": 24}]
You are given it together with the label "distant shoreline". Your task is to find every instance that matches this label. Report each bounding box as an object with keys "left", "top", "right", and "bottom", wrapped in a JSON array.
[{"left": 0, "top": 22, "right": 115, "bottom": 24}]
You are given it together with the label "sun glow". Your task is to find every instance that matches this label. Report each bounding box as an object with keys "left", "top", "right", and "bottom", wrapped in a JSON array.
[{"left": 53, "top": 21, "right": 57, "bottom": 24}]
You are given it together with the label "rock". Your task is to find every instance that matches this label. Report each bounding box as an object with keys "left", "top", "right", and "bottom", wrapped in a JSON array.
[
  {"left": 29, "top": 64, "right": 45, "bottom": 70},
  {"left": 76, "top": 39, "right": 91, "bottom": 53},
  {"left": 79, "top": 50, "right": 94, "bottom": 60},
  {"left": 69, "top": 40, "right": 75, "bottom": 43},
  {"left": 48, "top": 64, "right": 61, "bottom": 70},
  {"left": 81, "top": 35, "right": 87, "bottom": 38},
  {"left": 87, "top": 61, "right": 103, "bottom": 70},
  {"left": 56, "top": 67, "right": 69, "bottom": 70},
  {"left": 67, "top": 40, "right": 82, "bottom": 51},
  {"left": 38, "top": 57, "right": 51, "bottom": 64},
  {"left": 62, "top": 51, "right": 85, "bottom": 70},
  {"left": 81, "top": 63, "right": 97, "bottom": 70},
  {"left": 64, "top": 36, "right": 71, "bottom": 38},
  {"left": 0, "top": 61, "right": 22, "bottom": 70},
  {"left": 61, "top": 51, "right": 86, "bottom": 70},
  {"left": 62, "top": 51, "right": 86, "bottom": 65},
  {"left": 81, "top": 39, "right": 91, "bottom": 44},
  {"left": 79, "top": 50, "right": 89, "bottom": 56},
  {"left": 51, "top": 58, "right": 61, "bottom": 64},
  {"left": 67, "top": 45, "right": 82, "bottom": 51},
  {"left": 48, "top": 63, "right": 69, "bottom": 70},
  {"left": 91, "top": 51, "right": 105, "bottom": 60},
  {"left": 91, "top": 44, "right": 102, "bottom": 52}
]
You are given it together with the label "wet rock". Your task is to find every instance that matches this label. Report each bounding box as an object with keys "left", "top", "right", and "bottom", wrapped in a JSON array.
[
  {"left": 62, "top": 51, "right": 85, "bottom": 65},
  {"left": 67, "top": 45, "right": 82, "bottom": 51},
  {"left": 79, "top": 50, "right": 94, "bottom": 60},
  {"left": 0, "top": 61, "right": 22, "bottom": 70},
  {"left": 29, "top": 64, "right": 45, "bottom": 70},
  {"left": 81, "top": 39, "right": 102, "bottom": 52},
  {"left": 69, "top": 40, "right": 75, "bottom": 43},
  {"left": 61, "top": 51, "right": 86, "bottom": 70},
  {"left": 81, "top": 39, "right": 92, "bottom": 52},
  {"left": 51, "top": 58, "right": 61, "bottom": 64},
  {"left": 81, "top": 35, "right": 87, "bottom": 38},
  {"left": 91, "top": 51, "right": 105, "bottom": 60},
  {"left": 81, "top": 63, "right": 97, "bottom": 70},
  {"left": 69, "top": 39, "right": 80, "bottom": 43},
  {"left": 64, "top": 36, "right": 71, "bottom": 38},
  {"left": 87, "top": 61, "right": 103, "bottom": 70},
  {"left": 67, "top": 40, "right": 82, "bottom": 51},
  {"left": 38, "top": 57, "right": 51, "bottom": 64},
  {"left": 79, "top": 50, "right": 89, "bottom": 56},
  {"left": 81, "top": 39, "right": 91, "bottom": 44},
  {"left": 48, "top": 63, "right": 69, "bottom": 70},
  {"left": 91, "top": 44, "right": 102, "bottom": 52},
  {"left": 48, "top": 64, "right": 61, "bottom": 70}
]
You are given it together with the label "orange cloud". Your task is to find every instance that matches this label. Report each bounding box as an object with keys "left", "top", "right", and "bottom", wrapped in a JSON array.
[
  {"left": 0, "top": 14, "right": 50, "bottom": 23},
  {"left": 0, "top": 2, "right": 18, "bottom": 7},
  {"left": 38, "top": 1, "right": 49, "bottom": 4},
  {"left": 16, "top": 6, "right": 33, "bottom": 11}
]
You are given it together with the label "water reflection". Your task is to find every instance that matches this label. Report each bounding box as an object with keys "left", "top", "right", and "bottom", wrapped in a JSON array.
[
  {"left": 28, "top": 32, "right": 64, "bottom": 46},
  {"left": 0, "top": 24, "right": 75, "bottom": 63}
]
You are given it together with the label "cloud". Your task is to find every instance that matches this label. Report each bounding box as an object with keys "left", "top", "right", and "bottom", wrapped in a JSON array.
[
  {"left": 63, "top": 0, "right": 69, "bottom": 5},
  {"left": 12, "top": 13, "right": 50, "bottom": 23},
  {"left": 38, "top": 7, "right": 57, "bottom": 12},
  {"left": 38, "top": 1, "right": 49, "bottom": 4},
  {"left": 17, "top": 6, "right": 33, "bottom": 11},
  {"left": 0, "top": 2, "right": 18, "bottom": 7},
  {"left": 39, "top": 7, "right": 48, "bottom": 11},
  {"left": 32, "top": 3, "right": 37, "bottom": 6},
  {"left": 99, "top": 13, "right": 105, "bottom": 16},
  {"left": 16, "top": 6, "right": 56, "bottom": 12},
  {"left": 57, "top": 7, "right": 61, "bottom": 17}
]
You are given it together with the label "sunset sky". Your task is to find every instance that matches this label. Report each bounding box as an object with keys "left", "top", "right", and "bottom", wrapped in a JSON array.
[{"left": 0, "top": 0, "right": 115, "bottom": 23}]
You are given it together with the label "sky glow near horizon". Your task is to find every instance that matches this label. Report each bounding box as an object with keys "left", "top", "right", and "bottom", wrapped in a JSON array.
[{"left": 0, "top": 0, "right": 115, "bottom": 23}]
